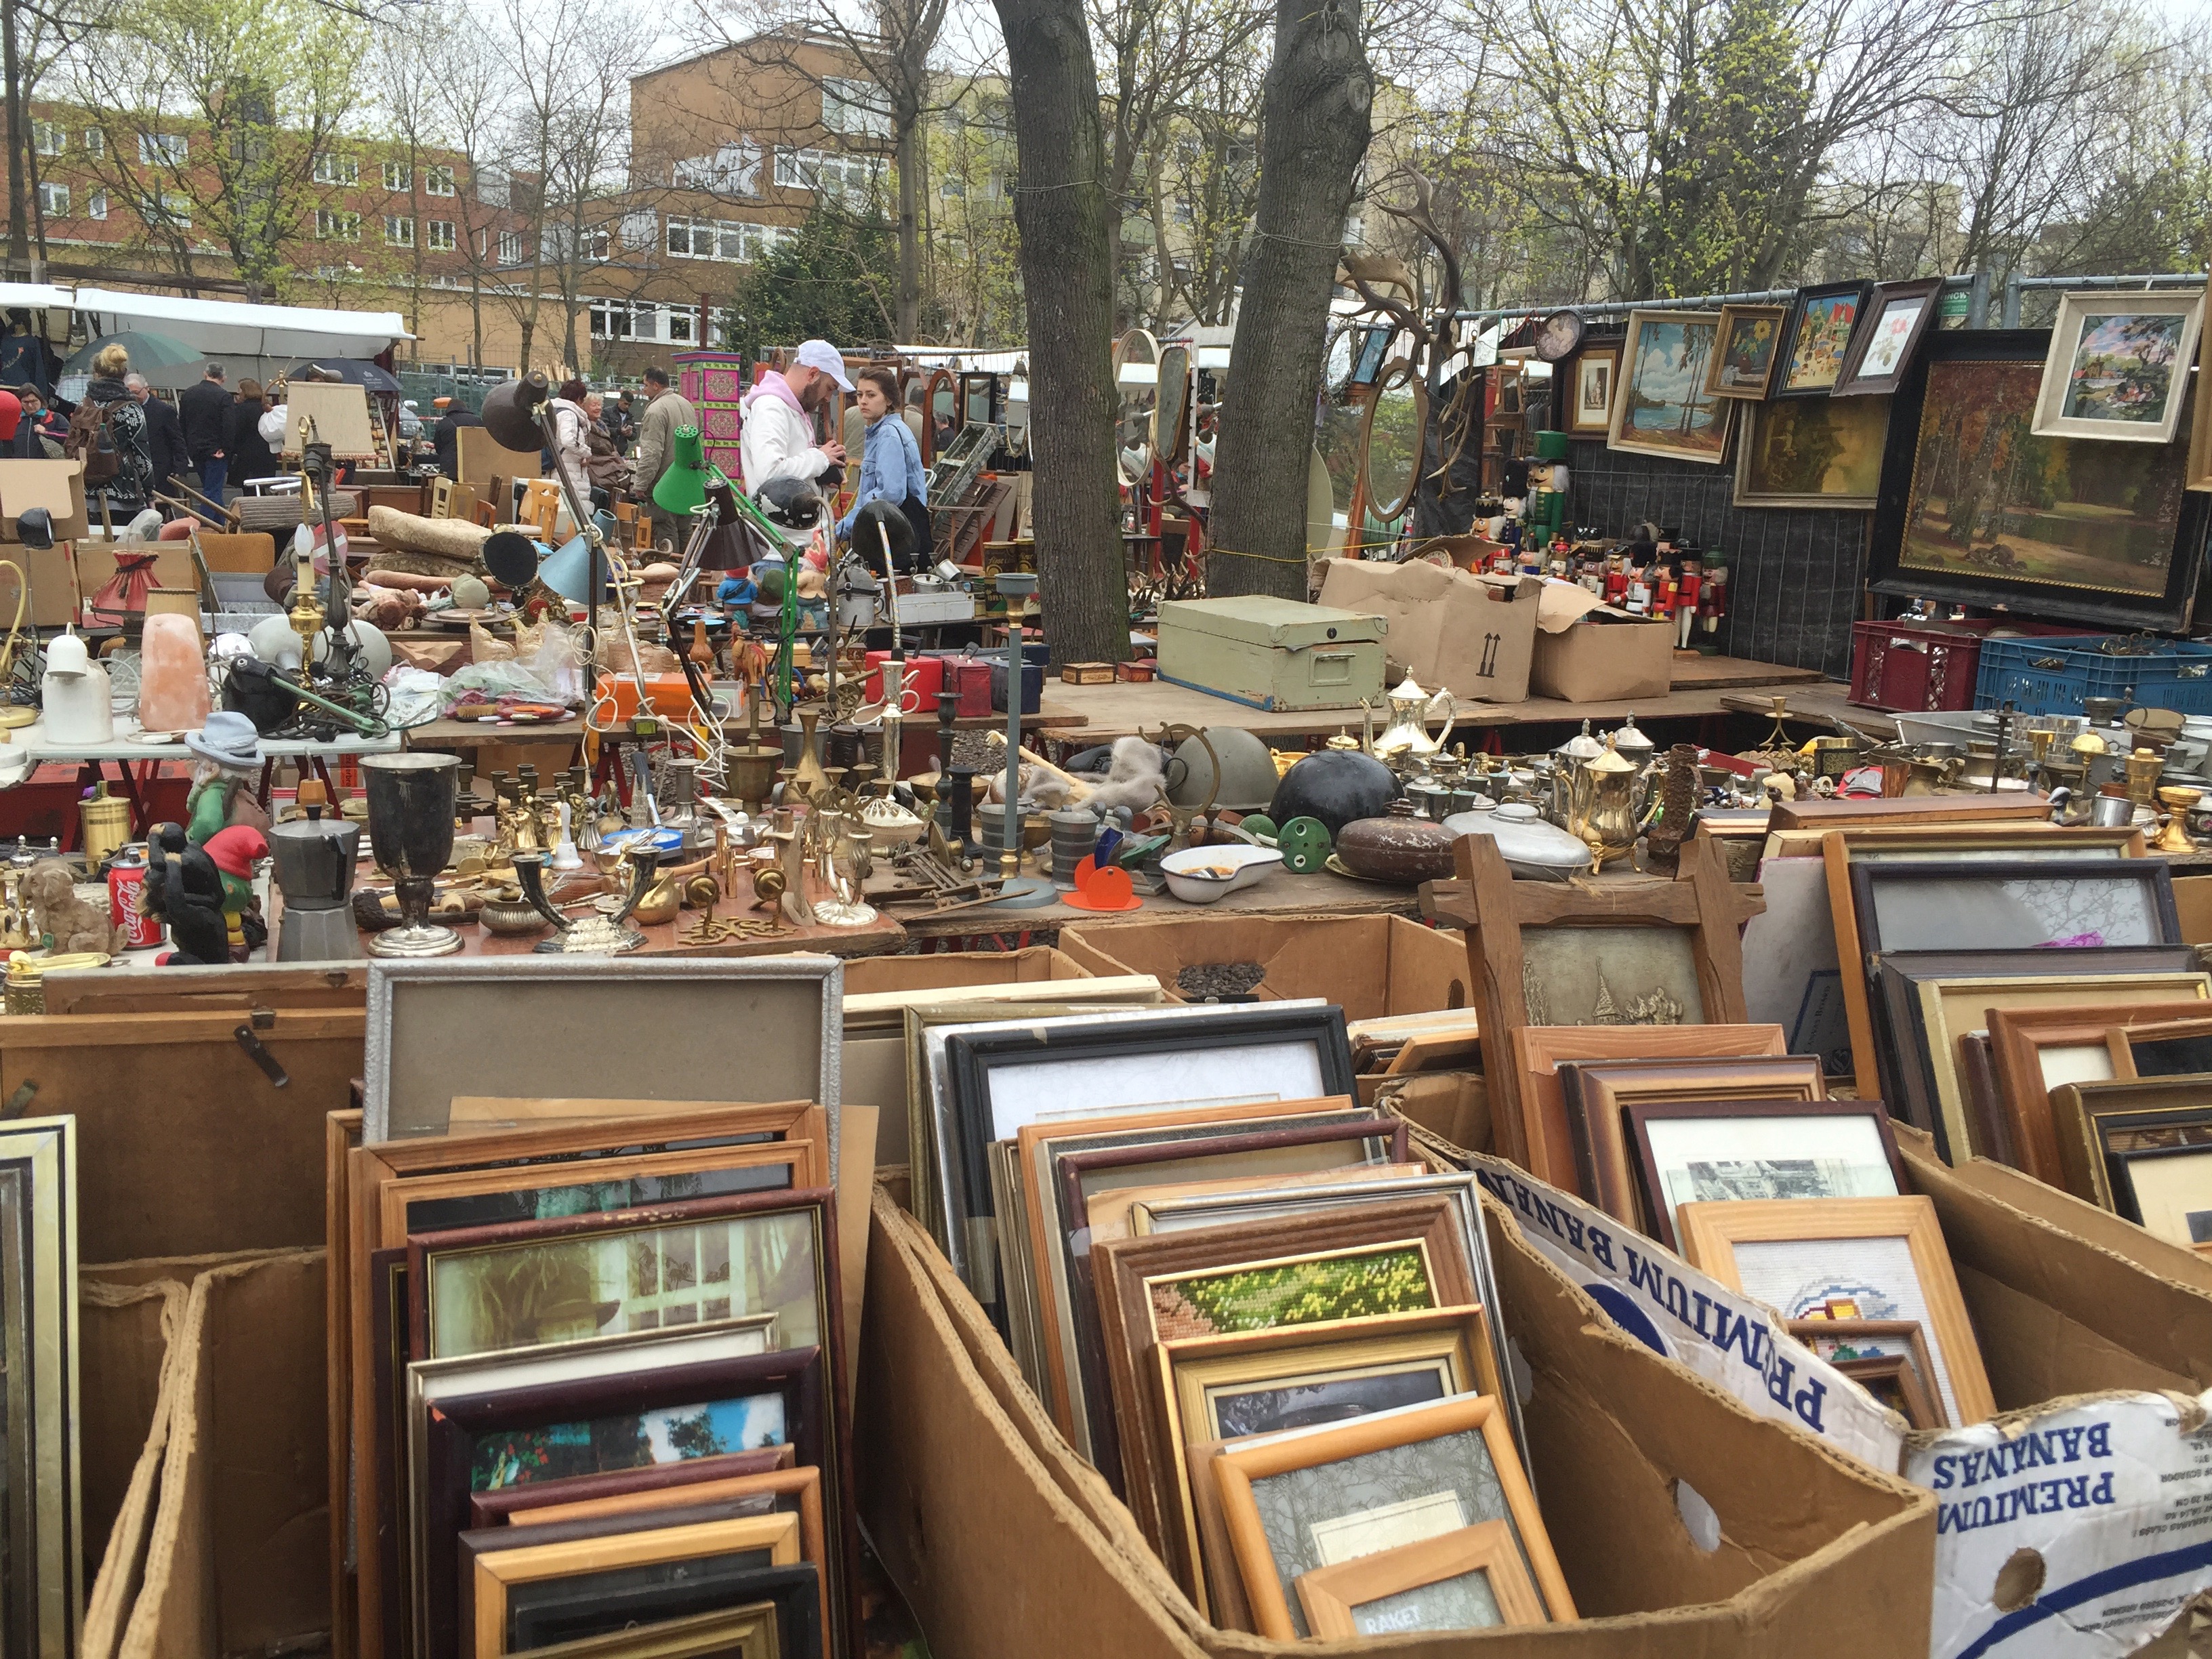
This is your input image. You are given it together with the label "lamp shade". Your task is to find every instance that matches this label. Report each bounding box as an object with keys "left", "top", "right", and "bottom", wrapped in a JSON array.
[
  {"left": 480, "top": 373, "right": 551, "bottom": 453},
  {"left": 537, "top": 534, "right": 605, "bottom": 605},
  {"left": 651, "top": 427, "right": 710, "bottom": 518}
]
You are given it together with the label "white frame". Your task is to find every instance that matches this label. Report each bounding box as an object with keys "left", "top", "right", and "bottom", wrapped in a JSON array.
[{"left": 2032, "top": 289, "right": 2206, "bottom": 446}]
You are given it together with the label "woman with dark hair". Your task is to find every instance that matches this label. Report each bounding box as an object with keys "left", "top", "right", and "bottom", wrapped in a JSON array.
[
  {"left": 226, "top": 380, "right": 277, "bottom": 485},
  {"left": 834, "top": 365, "right": 929, "bottom": 569}
]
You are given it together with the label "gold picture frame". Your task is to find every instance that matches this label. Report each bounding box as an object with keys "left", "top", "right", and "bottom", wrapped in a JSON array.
[
  {"left": 1704, "top": 304, "right": 1786, "bottom": 400},
  {"left": 514, "top": 1604, "right": 781, "bottom": 1659},
  {"left": 1568, "top": 344, "right": 1619, "bottom": 435},
  {"left": 1606, "top": 310, "right": 1733, "bottom": 466},
  {"left": 1295, "top": 1518, "right": 1549, "bottom": 1637},
  {"left": 1679, "top": 1195, "right": 1996, "bottom": 1424}
]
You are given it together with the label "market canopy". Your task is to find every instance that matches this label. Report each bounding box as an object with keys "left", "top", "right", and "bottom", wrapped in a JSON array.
[{"left": 70, "top": 288, "right": 411, "bottom": 361}]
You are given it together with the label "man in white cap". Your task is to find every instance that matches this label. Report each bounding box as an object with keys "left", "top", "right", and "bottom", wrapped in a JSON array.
[{"left": 739, "top": 339, "right": 851, "bottom": 493}]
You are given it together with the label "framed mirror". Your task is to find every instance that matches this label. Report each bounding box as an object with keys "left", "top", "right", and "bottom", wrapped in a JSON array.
[
  {"left": 1359, "top": 359, "right": 1428, "bottom": 523},
  {"left": 1116, "top": 331, "right": 1160, "bottom": 489},
  {"left": 922, "top": 368, "right": 956, "bottom": 466},
  {"left": 1155, "top": 342, "right": 1191, "bottom": 466},
  {"left": 960, "top": 372, "right": 998, "bottom": 426}
]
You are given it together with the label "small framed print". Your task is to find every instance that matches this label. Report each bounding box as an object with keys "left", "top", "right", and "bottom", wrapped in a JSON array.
[
  {"left": 1568, "top": 344, "right": 1620, "bottom": 435},
  {"left": 1788, "top": 1317, "right": 1946, "bottom": 1429},
  {"left": 1833, "top": 279, "right": 1942, "bottom": 397},
  {"left": 1623, "top": 1098, "right": 1906, "bottom": 1252},
  {"left": 1773, "top": 281, "right": 1872, "bottom": 398},
  {"left": 1704, "top": 304, "right": 1786, "bottom": 400},
  {"left": 2113, "top": 1141, "right": 2212, "bottom": 1249},
  {"left": 2033, "top": 289, "right": 2206, "bottom": 445},
  {"left": 1295, "top": 1518, "right": 1549, "bottom": 1637}
]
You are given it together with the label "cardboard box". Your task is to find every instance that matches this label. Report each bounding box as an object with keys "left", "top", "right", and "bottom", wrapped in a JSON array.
[
  {"left": 0, "top": 457, "right": 88, "bottom": 541},
  {"left": 1316, "top": 558, "right": 1563, "bottom": 702},
  {"left": 842, "top": 945, "right": 1097, "bottom": 1000},
  {"left": 1059, "top": 914, "right": 1471, "bottom": 1023},
  {"left": 858, "top": 1181, "right": 1937, "bottom": 1658},
  {"left": 1530, "top": 609, "right": 1675, "bottom": 702},
  {"left": 0, "top": 542, "right": 81, "bottom": 627},
  {"left": 453, "top": 425, "right": 541, "bottom": 487}
]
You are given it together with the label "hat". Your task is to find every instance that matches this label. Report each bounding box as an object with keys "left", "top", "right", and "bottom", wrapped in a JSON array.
[
  {"left": 185, "top": 711, "right": 262, "bottom": 769},
  {"left": 432, "top": 396, "right": 452, "bottom": 409},
  {"left": 0, "top": 389, "right": 19, "bottom": 441},
  {"left": 792, "top": 340, "right": 853, "bottom": 392},
  {"left": 202, "top": 824, "right": 267, "bottom": 880}
]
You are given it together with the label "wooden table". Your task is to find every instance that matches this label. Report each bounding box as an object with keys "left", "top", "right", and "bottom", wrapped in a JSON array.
[{"left": 884, "top": 866, "right": 1424, "bottom": 947}]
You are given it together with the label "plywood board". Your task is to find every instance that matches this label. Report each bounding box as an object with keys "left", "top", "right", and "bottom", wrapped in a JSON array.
[{"left": 280, "top": 382, "right": 377, "bottom": 458}]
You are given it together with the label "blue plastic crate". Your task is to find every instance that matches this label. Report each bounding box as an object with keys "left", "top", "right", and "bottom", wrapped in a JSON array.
[{"left": 1974, "top": 634, "right": 2212, "bottom": 716}]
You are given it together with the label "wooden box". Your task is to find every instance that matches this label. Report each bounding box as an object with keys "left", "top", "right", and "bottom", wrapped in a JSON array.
[
  {"left": 1155, "top": 596, "right": 1387, "bottom": 712},
  {"left": 1060, "top": 661, "right": 1114, "bottom": 685}
]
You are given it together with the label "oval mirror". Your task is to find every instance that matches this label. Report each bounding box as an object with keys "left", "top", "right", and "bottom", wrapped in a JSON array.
[
  {"left": 1154, "top": 342, "right": 1191, "bottom": 464},
  {"left": 921, "top": 368, "right": 956, "bottom": 465},
  {"left": 1359, "top": 359, "right": 1427, "bottom": 523}
]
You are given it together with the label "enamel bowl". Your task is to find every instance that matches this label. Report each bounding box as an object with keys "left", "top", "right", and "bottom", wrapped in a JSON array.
[{"left": 1160, "top": 843, "right": 1282, "bottom": 904}]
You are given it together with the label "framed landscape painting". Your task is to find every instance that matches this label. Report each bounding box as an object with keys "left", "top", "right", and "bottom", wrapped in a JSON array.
[
  {"left": 1773, "top": 281, "right": 1871, "bottom": 398},
  {"left": 1869, "top": 329, "right": 2207, "bottom": 632},
  {"left": 1607, "top": 311, "right": 1731, "bottom": 465},
  {"left": 1734, "top": 396, "right": 1891, "bottom": 509},
  {"left": 2032, "top": 291, "right": 2205, "bottom": 445}
]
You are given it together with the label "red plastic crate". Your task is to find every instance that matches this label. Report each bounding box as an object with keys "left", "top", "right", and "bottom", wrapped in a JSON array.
[{"left": 1849, "top": 619, "right": 2078, "bottom": 712}]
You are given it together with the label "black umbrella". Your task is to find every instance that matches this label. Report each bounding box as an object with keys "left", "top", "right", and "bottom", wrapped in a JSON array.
[{"left": 285, "top": 359, "right": 402, "bottom": 394}]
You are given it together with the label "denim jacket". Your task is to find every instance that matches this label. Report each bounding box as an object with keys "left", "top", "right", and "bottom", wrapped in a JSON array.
[{"left": 836, "top": 412, "right": 927, "bottom": 538}]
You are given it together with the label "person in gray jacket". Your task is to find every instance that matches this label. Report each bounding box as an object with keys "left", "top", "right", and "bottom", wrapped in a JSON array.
[{"left": 633, "top": 365, "right": 701, "bottom": 550}]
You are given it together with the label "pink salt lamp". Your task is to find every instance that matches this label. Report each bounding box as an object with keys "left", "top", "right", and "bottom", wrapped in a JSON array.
[{"left": 138, "top": 612, "right": 212, "bottom": 735}]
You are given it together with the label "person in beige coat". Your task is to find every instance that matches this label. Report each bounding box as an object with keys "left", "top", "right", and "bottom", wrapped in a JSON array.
[{"left": 634, "top": 365, "right": 701, "bottom": 550}]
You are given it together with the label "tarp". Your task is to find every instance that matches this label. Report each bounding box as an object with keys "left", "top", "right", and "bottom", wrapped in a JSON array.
[{"left": 71, "top": 288, "right": 410, "bottom": 359}]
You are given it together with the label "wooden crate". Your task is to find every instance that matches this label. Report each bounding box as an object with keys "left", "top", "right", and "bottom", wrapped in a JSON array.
[{"left": 1060, "top": 661, "right": 1114, "bottom": 685}]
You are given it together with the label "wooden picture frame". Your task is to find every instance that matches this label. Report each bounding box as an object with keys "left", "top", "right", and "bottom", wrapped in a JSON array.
[
  {"left": 1214, "top": 1393, "right": 1574, "bottom": 1639},
  {"left": 1567, "top": 344, "right": 1620, "bottom": 435},
  {"left": 1787, "top": 1317, "right": 1946, "bottom": 1429},
  {"left": 1847, "top": 858, "right": 2181, "bottom": 960},
  {"left": 483, "top": 1604, "right": 783, "bottom": 1659},
  {"left": 1560, "top": 1057, "right": 1826, "bottom": 1228},
  {"left": 1835, "top": 1351, "right": 1945, "bottom": 1431},
  {"left": 1874, "top": 955, "right": 2208, "bottom": 1163},
  {"left": 1832, "top": 278, "right": 1944, "bottom": 398},
  {"left": 1704, "top": 303, "right": 1787, "bottom": 400},
  {"left": 504, "top": 1563, "right": 819, "bottom": 1658},
  {"left": 1986, "top": 1002, "right": 2212, "bottom": 1185},
  {"left": 2032, "top": 288, "right": 2206, "bottom": 446},
  {"left": 466, "top": 1447, "right": 797, "bottom": 1528},
  {"left": 1678, "top": 1195, "right": 1996, "bottom": 1423},
  {"left": 1089, "top": 1198, "right": 1479, "bottom": 1600},
  {"left": 2108, "top": 1141, "right": 2212, "bottom": 1250},
  {"left": 1296, "top": 1518, "right": 1549, "bottom": 1637},
  {"left": 2045, "top": 1078, "right": 2212, "bottom": 1209},
  {"left": 1622, "top": 1097, "right": 1906, "bottom": 1253},
  {"left": 1761, "top": 822, "right": 2139, "bottom": 861},
  {"left": 1768, "top": 795, "right": 2052, "bottom": 833},
  {"left": 1429, "top": 833, "right": 1763, "bottom": 1185},
  {"left": 1606, "top": 310, "right": 1733, "bottom": 464},
  {"left": 1772, "top": 280, "right": 1872, "bottom": 398},
  {"left": 1732, "top": 395, "right": 1891, "bottom": 510},
  {"left": 2112, "top": 1015, "right": 2212, "bottom": 1078},
  {"left": 1154, "top": 1307, "right": 1498, "bottom": 1609}
]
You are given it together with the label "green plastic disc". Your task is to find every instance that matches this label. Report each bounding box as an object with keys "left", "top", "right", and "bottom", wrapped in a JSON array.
[{"left": 1276, "top": 816, "right": 1332, "bottom": 874}]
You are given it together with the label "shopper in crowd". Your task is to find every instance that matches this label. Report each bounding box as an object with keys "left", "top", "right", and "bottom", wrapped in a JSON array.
[
  {"left": 739, "top": 339, "right": 850, "bottom": 493},
  {"left": 226, "top": 379, "right": 278, "bottom": 487},
  {"left": 179, "top": 364, "right": 231, "bottom": 506},
  {"left": 546, "top": 377, "right": 595, "bottom": 514},
  {"left": 126, "top": 375, "right": 190, "bottom": 507},
  {"left": 634, "top": 365, "right": 701, "bottom": 549},
  {"left": 15, "top": 388, "right": 62, "bottom": 457},
  {"left": 582, "top": 392, "right": 631, "bottom": 495},
  {"left": 70, "top": 344, "right": 153, "bottom": 512},
  {"left": 835, "top": 365, "right": 929, "bottom": 569},
  {"left": 432, "top": 394, "right": 482, "bottom": 480}
]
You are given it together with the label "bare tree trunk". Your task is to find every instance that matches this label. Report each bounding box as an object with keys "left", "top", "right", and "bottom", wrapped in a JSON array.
[
  {"left": 1207, "top": 0, "right": 1371, "bottom": 598},
  {"left": 896, "top": 115, "right": 921, "bottom": 340},
  {"left": 3, "top": 0, "right": 27, "bottom": 268},
  {"left": 994, "top": 0, "right": 1128, "bottom": 663}
]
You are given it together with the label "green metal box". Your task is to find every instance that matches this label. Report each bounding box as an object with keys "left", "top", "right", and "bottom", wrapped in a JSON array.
[{"left": 1154, "top": 596, "right": 1389, "bottom": 711}]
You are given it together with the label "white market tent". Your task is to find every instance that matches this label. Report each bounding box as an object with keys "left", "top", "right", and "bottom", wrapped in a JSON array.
[{"left": 0, "top": 281, "right": 411, "bottom": 388}]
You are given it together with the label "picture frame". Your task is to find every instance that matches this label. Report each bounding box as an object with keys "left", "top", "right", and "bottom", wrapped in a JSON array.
[
  {"left": 2032, "top": 289, "right": 2206, "bottom": 445},
  {"left": 1677, "top": 1195, "right": 1996, "bottom": 1424},
  {"left": 1787, "top": 1317, "right": 1946, "bottom": 1429},
  {"left": 1213, "top": 1393, "right": 1574, "bottom": 1639},
  {"left": 1703, "top": 303, "right": 1787, "bottom": 400},
  {"left": 1760, "top": 821, "right": 2139, "bottom": 861},
  {"left": 464, "top": 1511, "right": 800, "bottom": 1657},
  {"left": 1560, "top": 1057, "right": 1827, "bottom": 1229},
  {"left": 1870, "top": 328, "right": 2209, "bottom": 632},
  {"left": 1833, "top": 279, "right": 1943, "bottom": 398},
  {"left": 1848, "top": 858, "right": 2180, "bottom": 960},
  {"left": 1732, "top": 396, "right": 1891, "bottom": 510},
  {"left": 1088, "top": 1197, "right": 1480, "bottom": 1599},
  {"left": 2045, "top": 1078, "right": 2212, "bottom": 1210},
  {"left": 467, "top": 1446, "right": 798, "bottom": 1528},
  {"left": 2108, "top": 1142, "right": 2212, "bottom": 1250},
  {"left": 1295, "top": 1518, "right": 1549, "bottom": 1637},
  {"left": 490, "top": 1603, "right": 786, "bottom": 1659},
  {"left": 1155, "top": 1307, "right": 1500, "bottom": 1604},
  {"left": 1873, "top": 954, "right": 2207, "bottom": 1162},
  {"left": 1984, "top": 1002, "right": 2212, "bottom": 1185},
  {"left": 2112, "top": 1015, "right": 2212, "bottom": 1079},
  {"left": 1568, "top": 344, "right": 1619, "bottom": 435},
  {"left": 1772, "top": 281, "right": 1872, "bottom": 398},
  {"left": 1429, "top": 834, "right": 1763, "bottom": 1187},
  {"left": 1623, "top": 1098, "right": 1906, "bottom": 1254},
  {"left": 0, "top": 1118, "right": 77, "bottom": 1659},
  {"left": 1833, "top": 1351, "right": 1944, "bottom": 1431},
  {"left": 2192, "top": 270, "right": 2211, "bottom": 490},
  {"left": 1606, "top": 310, "right": 1733, "bottom": 464},
  {"left": 504, "top": 1562, "right": 820, "bottom": 1659}
]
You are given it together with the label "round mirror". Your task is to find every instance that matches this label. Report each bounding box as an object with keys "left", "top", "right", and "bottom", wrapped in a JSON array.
[
  {"left": 1155, "top": 343, "right": 1191, "bottom": 464},
  {"left": 1359, "top": 359, "right": 1428, "bottom": 523},
  {"left": 922, "top": 368, "right": 956, "bottom": 465}
]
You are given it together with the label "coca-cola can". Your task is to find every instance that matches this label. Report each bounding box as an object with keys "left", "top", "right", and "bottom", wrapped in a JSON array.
[{"left": 108, "top": 846, "right": 163, "bottom": 950}]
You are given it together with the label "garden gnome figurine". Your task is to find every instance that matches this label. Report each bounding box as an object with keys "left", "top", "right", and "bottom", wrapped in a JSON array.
[
  {"left": 201, "top": 823, "right": 269, "bottom": 960},
  {"left": 183, "top": 712, "right": 272, "bottom": 846}
]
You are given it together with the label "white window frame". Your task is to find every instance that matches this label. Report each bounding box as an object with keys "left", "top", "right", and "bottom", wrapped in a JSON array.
[
  {"left": 426, "top": 219, "right": 455, "bottom": 251},
  {"left": 86, "top": 190, "right": 107, "bottom": 222},
  {"left": 497, "top": 229, "right": 522, "bottom": 265},
  {"left": 424, "top": 163, "right": 457, "bottom": 197},
  {"left": 384, "top": 214, "right": 414, "bottom": 247},
  {"left": 619, "top": 208, "right": 657, "bottom": 250},
  {"left": 156, "top": 191, "right": 192, "bottom": 227},
  {"left": 317, "top": 207, "right": 362, "bottom": 240},
  {"left": 383, "top": 160, "right": 411, "bottom": 192},
  {"left": 30, "top": 121, "right": 63, "bottom": 158},
  {"left": 672, "top": 138, "right": 762, "bottom": 200},
  {"left": 313, "top": 152, "right": 360, "bottom": 186},
  {"left": 138, "top": 132, "right": 186, "bottom": 167},
  {"left": 82, "top": 127, "right": 103, "bottom": 156},
  {"left": 37, "top": 182, "right": 66, "bottom": 217},
  {"left": 821, "top": 77, "right": 893, "bottom": 140}
]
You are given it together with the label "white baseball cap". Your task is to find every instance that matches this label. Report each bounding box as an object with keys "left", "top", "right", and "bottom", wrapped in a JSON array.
[{"left": 793, "top": 340, "right": 853, "bottom": 392}]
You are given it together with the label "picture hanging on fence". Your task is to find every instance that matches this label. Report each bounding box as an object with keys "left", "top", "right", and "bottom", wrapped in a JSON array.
[
  {"left": 1868, "top": 329, "right": 2208, "bottom": 632},
  {"left": 1773, "top": 281, "right": 1871, "bottom": 398},
  {"left": 1703, "top": 304, "right": 1786, "bottom": 400},
  {"left": 1568, "top": 345, "right": 1618, "bottom": 436},
  {"left": 1606, "top": 312, "right": 1731, "bottom": 464},
  {"left": 1733, "top": 396, "right": 1890, "bottom": 510},
  {"left": 2031, "top": 290, "right": 2205, "bottom": 446},
  {"left": 1832, "top": 279, "right": 1943, "bottom": 398},
  {"left": 2192, "top": 276, "right": 2211, "bottom": 489}
]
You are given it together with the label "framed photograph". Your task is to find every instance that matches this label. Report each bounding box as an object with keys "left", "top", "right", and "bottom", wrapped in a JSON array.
[
  {"left": 1213, "top": 1393, "right": 1574, "bottom": 1639},
  {"left": 1984, "top": 1002, "right": 2212, "bottom": 1187},
  {"left": 1429, "top": 835, "right": 1761, "bottom": 1189},
  {"left": 1296, "top": 1518, "right": 1549, "bottom": 1637},
  {"left": 1773, "top": 281, "right": 1871, "bottom": 398},
  {"left": 2110, "top": 1143, "right": 2212, "bottom": 1249},
  {"left": 1568, "top": 344, "right": 1619, "bottom": 435},
  {"left": 1788, "top": 1317, "right": 1946, "bottom": 1429},
  {"left": 465, "top": 1512, "right": 800, "bottom": 1656},
  {"left": 1849, "top": 858, "right": 2179, "bottom": 959},
  {"left": 1870, "top": 329, "right": 2208, "bottom": 632},
  {"left": 1607, "top": 310, "right": 1732, "bottom": 464},
  {"left": 1875, "top": 954, "right": 2208, "bottom": 1164},
  {"left": 1703, "top": 304, "right": 1786, "bottom": 400},
  {"left": 2032, "top": 290, "right": 2206, "bottom": 445},
  {"left": 504, "top": 1562, "right": 819, "bottom": 1658},
  {"left": 1677, "top": 1195, "right": 1996, "bottom": 1424},
  {"left": 0, "top": 1119, "right": 77, "bottom": 1659},
  {"left": 1733, "top": 396, "right": 1891, "bottom": 510},
  {"left": 1560, "top": 1057, "right": 1826, "bottom": 1228},
  {"left": 1088, "top": 1197, "right": 1479, "bottom": 1601},
  {"left": 1834, "top": 279, "right": 1943, "bottom": 397},
  {"left": 1623, "top": 1099, "right": 1905, "bottom": 1253}
]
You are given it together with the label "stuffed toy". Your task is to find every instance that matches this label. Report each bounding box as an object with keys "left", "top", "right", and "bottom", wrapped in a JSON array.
[{"left": 20, "top": 859, "right": 126, "bottom": 955}]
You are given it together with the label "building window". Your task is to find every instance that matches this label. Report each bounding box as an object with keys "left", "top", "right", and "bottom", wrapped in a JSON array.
[
  {"left": 821, "top": 77, "right": 893, "bottom": 139},
  {"left": 82, "top": 127, "right": 103, "bottom": 156},
  {"left": 667, "top": 308, "right": 693, "bottom": 343},
  {"left": 317, "top": 208, "right": 361, "bottom": 239},
  {"left": 774, "top": 147, "right": 885, "bottom": 205},
  {"left": 31, "top": 121, "right": 63, "bottom": 157},
  {"left": 425, "top": 163, "right": 456, "bottom": 197},
  {"left": 312, "top": 152, "right": 359, "bottom": 186},
  {"left": 385, "top": 215, "right": 414, "bottom": 246},
  {"left": 590, "top": 299, "right": 659, "bottom": 341},
  {"left": 672, "top": 138, "right": 762, "bottom": 199},
  {"left": 149, "top": 191, "right": 192, "bottom": 227},
  {"left": 426, "top": 219, "right": 455, "bottom": 251},
  {"left": 497, "top": 230, "right": 521, "bottom": 265},
  {"left": 37, "top": 182, "right": 66, "bottom": 217},
  {"left": 665, "top": 214, "right": 781, "bottom": 264},
  {"left": 383, "top": 160, "right": 411, "bottom": 192},
  {"left": 619, "top": 208, "right": 657, "bottom": 250},
  {"left": 139, "top": 132, "right": 186, "bottom": 166},
  {"left": 86, "top": 190, "right": 106, "bottom": 221}
]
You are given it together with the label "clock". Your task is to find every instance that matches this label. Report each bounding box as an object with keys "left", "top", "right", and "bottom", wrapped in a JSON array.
[{"left": 1532, "top": 308, "right": 1586, "bottom": 363}]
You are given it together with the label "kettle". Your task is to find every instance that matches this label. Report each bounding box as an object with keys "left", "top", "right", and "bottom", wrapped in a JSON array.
[{"left": 41, "top": 632, "right": 114, "bottom": 745}]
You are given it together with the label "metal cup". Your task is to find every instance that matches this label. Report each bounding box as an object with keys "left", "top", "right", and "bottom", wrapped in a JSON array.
[{"left": 362, "top": 753, "right": 463, "bottom": 957}]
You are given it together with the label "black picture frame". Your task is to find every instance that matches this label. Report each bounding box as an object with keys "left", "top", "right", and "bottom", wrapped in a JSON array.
[
  {"left": 2108, "top": 1138, "right": 2212, "bottom": 1242},
  {"left": 1849, "top": 859, "right": 2182, "bottom": 961},
  {"left": 1771, "top": 281, "right": 1873, "bottom": 399},
  {"left": 1868, "top": 328, "right": 2211, "bottom": 631},
  {"left": 1832, "top": 278, "right": 1944, "bottom": 398},
  {"left": 509, "top": 1561, "right": 823, "bottom": 1658},
  {"left": 1621, "top": 1097, "right": 1908, "bottom": 1252}
]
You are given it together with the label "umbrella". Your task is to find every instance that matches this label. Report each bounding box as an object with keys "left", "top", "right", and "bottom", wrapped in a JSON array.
[
  {"left": 60, "top": 329, "right": 204, "bottom": 384},
  {"left": 285, "top": 358, "right": 402, "bottom": 395}
]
